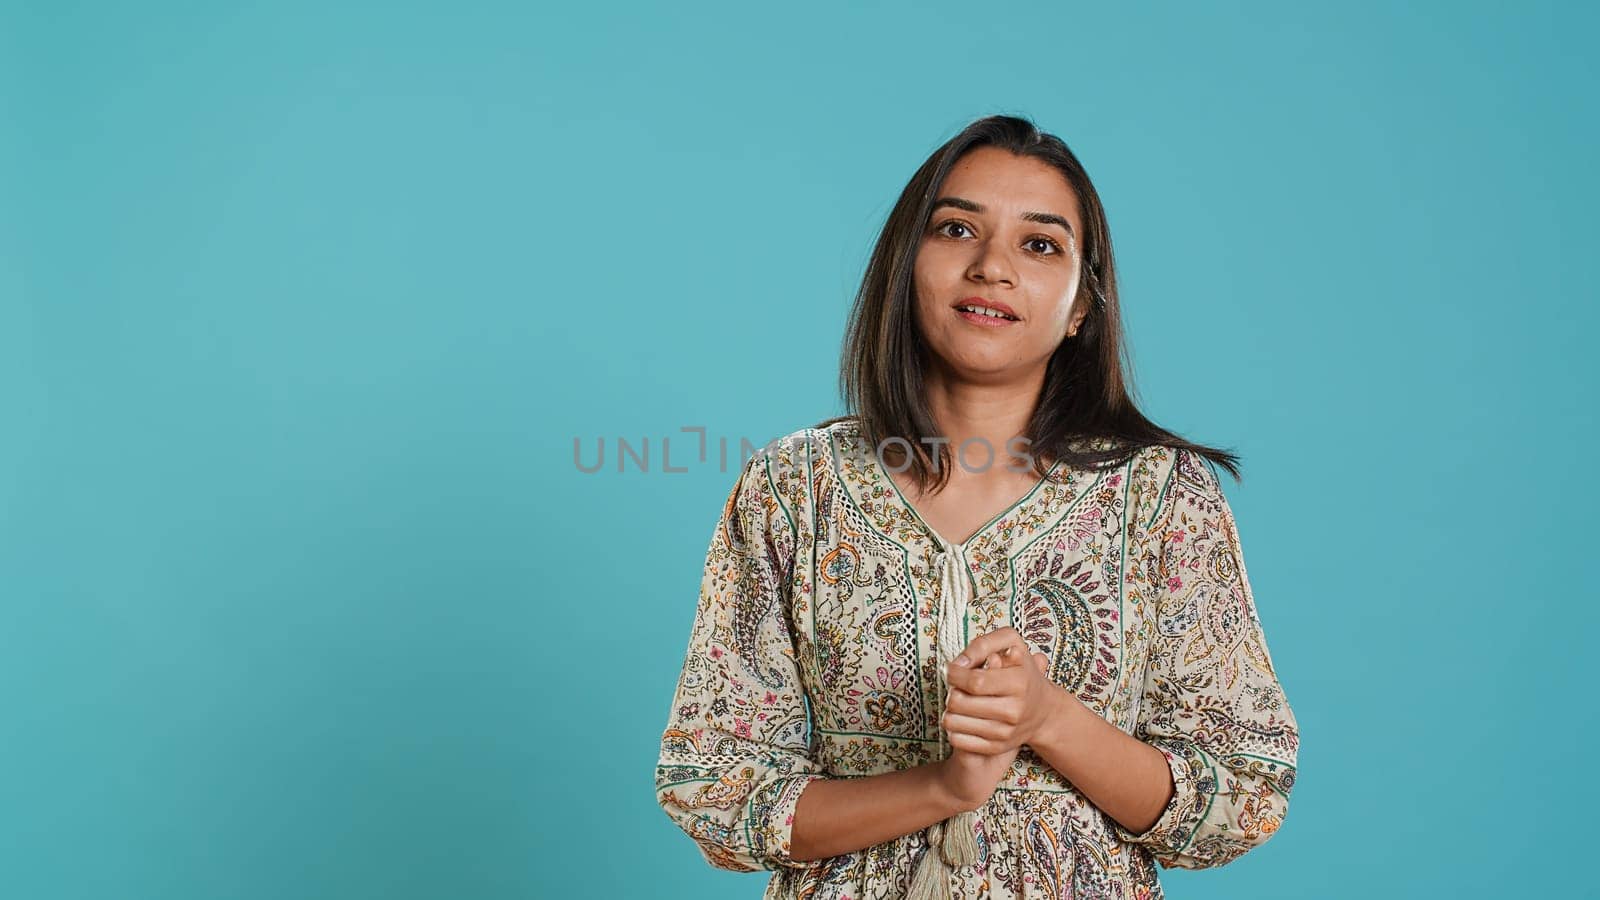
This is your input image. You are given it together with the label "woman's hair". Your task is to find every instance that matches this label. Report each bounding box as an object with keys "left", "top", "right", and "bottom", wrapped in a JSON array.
[{"left": 815, "top": 113, "right": 1242, "bottom": 490}]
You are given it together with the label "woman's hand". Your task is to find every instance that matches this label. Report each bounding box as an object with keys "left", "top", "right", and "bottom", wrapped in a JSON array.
[
  {"left": 936, "top": 650, "right": 1022, "bottom": 811},
  {"left": 942, "top": 627, "right": 1063, "bottom": 756},
  {"left": 938, "top": 744, "right": 1018, "bottom": 812}
]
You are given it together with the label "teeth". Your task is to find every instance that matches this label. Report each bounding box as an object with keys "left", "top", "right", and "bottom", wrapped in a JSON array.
[{"left": 958, "top": 305, "right": 1014, "bottom": 320}]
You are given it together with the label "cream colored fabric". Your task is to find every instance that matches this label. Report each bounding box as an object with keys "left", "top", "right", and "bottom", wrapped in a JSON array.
[{"left": 655, "top": 419, "right": 1300, "bottom": 899}]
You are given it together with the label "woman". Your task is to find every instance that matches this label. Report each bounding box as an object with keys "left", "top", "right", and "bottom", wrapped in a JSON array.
[{"left": 654, "top": 114, "right": 1300, "bottom": 900}]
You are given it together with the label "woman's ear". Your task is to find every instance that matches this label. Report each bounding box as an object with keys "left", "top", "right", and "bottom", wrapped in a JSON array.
[{"left": 1067, "top": 297, "right": 1090, "bottom": 338}]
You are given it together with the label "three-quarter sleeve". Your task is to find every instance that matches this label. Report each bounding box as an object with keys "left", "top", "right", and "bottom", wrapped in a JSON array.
[
  {"left": 1114, "top": 448, "right": 1301, "bottom": 869},
  {"left": 654, "top": 450, "right": 835, "bottom": 873}
]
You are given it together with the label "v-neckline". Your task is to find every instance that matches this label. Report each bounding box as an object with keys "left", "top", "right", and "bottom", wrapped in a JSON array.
[{"left": 869, "top": 441, "right": 1067, "bottom": 552}]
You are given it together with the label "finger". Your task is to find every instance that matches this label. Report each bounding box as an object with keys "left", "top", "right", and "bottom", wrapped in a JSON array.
[
  {"left": 956, "top": 645, "right": 1032, "bottom": 693},
  {"left": 953, "top": 627, "right": 1029, "bottom": 671},
  {"left": 990, "top": 646, "right": 1026, "bottom": 668},
  {"left": 947, "top": 730, "right": 1009, "bottom": 755},
  {"left": 942, "top": 711, "right": 1010, "bottom": 740},
  {"left": 946, "top": 688, "right": 1022, "bottom": 723},
  {"left": 1033, "top": 652, "right": 1049, "bottom": 674},
  {"left": 948, "top": 660, "right": 1030, "bottom": 695}
]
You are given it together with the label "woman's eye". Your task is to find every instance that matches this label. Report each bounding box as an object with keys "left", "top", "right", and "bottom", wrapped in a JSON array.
[{"left": 936, "top": 221, "right": 1062, "bottom": 257}]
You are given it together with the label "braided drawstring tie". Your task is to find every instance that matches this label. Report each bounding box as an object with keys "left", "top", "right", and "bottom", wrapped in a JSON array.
[{"left": 907, "top": 539, "right": 982, "bottom": 900}]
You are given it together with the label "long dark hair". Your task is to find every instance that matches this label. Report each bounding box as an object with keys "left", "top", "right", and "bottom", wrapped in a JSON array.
[{"left": 815, "top": 114, "right": 1241, "bottom": 491}]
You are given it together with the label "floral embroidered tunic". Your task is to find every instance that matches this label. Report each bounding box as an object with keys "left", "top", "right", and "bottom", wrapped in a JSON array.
[{"left": 655, "top": 418, "right": 1299, "bottom": 899}]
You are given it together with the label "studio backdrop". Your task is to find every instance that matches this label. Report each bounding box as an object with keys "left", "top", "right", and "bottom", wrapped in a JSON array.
[{"left": 3, "top": 2, "right": 1594, "bottom": 899}]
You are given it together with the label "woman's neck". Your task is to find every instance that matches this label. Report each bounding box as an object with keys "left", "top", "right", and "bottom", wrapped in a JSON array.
[{"left": 921, "top": 365, "right": 1048, "bottom": 479}]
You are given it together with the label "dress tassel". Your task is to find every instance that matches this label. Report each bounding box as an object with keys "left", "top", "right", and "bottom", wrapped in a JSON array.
[
  {"left": 910, "top": 539, "right": 981, "bottom": 896},
  {"left": 940, "top": 809, "right": 980, "bottom": 865},
  {"left": 906, "top": 833, "right": 952, "bottom": 900}
]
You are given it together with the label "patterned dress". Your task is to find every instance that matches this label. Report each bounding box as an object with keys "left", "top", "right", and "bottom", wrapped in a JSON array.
[{"left": 655, "top": 418, "right": 1299, "bottom": 899}]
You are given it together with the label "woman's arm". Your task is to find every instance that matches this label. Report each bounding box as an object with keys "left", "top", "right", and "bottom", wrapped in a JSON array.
[
  {"left": 656, "top": 450, "right": 838, "bottom": 873},
  {"left": 1063, "top": 448, "right": 1298, "bottom": 870},
  {"left": 1029, "top": 689, "right": 1175, "bottom": 836},
  {"left": 788, "top": 761, "right": 963, "bottom": 862},
  {"left": 793, "top": 650, "right": 1025, "bottom": 862},
  {"left": 940, "top": 449, "right": 1298, "bottom": 870},
  {"left": 939, "top": 645, "right": 1175, "bottom": 837}
]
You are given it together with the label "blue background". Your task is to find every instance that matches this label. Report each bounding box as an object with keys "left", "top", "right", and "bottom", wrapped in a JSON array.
[{"left": 5, "top": 2, "right": 1595, "bottom": 898}]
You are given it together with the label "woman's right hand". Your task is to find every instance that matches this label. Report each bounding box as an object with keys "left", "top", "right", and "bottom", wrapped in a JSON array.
[
  {"left": 937, "top": 743, "right": 1020, "bottom": 812},
  {"left": 935, "top": 651, "right": 1022, "bottom": 812}
]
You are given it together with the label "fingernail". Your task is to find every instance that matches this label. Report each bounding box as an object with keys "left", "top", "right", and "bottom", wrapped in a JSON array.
[{"left": 956, "top": 655, "right": 971, "bottom": 667}]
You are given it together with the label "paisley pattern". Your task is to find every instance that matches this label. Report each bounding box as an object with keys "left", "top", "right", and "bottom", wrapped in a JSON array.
[
  {"left": 656, "top": 419, "right": 1299, "bottom": 899},
  {"left": 1016, "top": 568, "right": 1110, "bottom": 695}
]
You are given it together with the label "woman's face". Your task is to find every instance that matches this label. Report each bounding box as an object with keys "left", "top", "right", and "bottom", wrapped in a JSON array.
[{"left": 912, "top": 146, "right": 1090, "bottom": 383}]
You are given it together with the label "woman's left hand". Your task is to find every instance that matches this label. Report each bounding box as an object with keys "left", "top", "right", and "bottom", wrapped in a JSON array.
[{"left": 942, "top": 626, "right": 1064, "bottom": 755}]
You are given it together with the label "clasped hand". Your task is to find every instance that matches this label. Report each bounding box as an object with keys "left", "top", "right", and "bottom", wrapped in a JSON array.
[{"left": 941, "top": 626, "right": 1061, "bottom": 755}]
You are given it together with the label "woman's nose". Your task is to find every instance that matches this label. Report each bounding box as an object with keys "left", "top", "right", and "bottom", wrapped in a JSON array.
[{"left": 968, "top": 240, "right": 1016, "bottom": 286}]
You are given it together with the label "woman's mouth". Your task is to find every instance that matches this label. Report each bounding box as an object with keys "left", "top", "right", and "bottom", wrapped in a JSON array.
[{"left": 954, "top": 304, "right": 1020, "bottom": 327}]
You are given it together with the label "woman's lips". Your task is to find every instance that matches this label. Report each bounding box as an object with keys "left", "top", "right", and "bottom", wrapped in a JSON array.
[
  {"left": 956, "top": 297, "right": 1019, "bottom": 318},
  {"left": 955, "top": 307, "right": 1019, "bottom": 328}
]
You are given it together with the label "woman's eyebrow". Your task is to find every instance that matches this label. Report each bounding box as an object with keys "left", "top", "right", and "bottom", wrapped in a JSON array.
[{"left": 932, "top": 196, "right": 1075, "bottom": 237}]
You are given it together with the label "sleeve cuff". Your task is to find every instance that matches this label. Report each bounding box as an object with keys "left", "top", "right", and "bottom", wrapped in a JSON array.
[
  {"left": 1112, "top": 738, "right": 1211, "bottom": 856},
  {"left": 747, "top": 772, "right": 832, "bottom": 870}
]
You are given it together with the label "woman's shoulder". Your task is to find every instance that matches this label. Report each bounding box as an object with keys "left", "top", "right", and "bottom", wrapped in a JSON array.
[
  {"left": 1112, "top": 443, "right": 1219, "bottom": 527},
  {"left": 729, "top": 418, "right": 858, "bottom": 520},
  {"left": 806, "top": 414, "right": 864, "bottom": 446},
  {"left": 1125, "top": 444, "right": 1229, "bottom": 533},
  {"left": 751, "top": 416, "right": 862, "bottom": 474}
]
